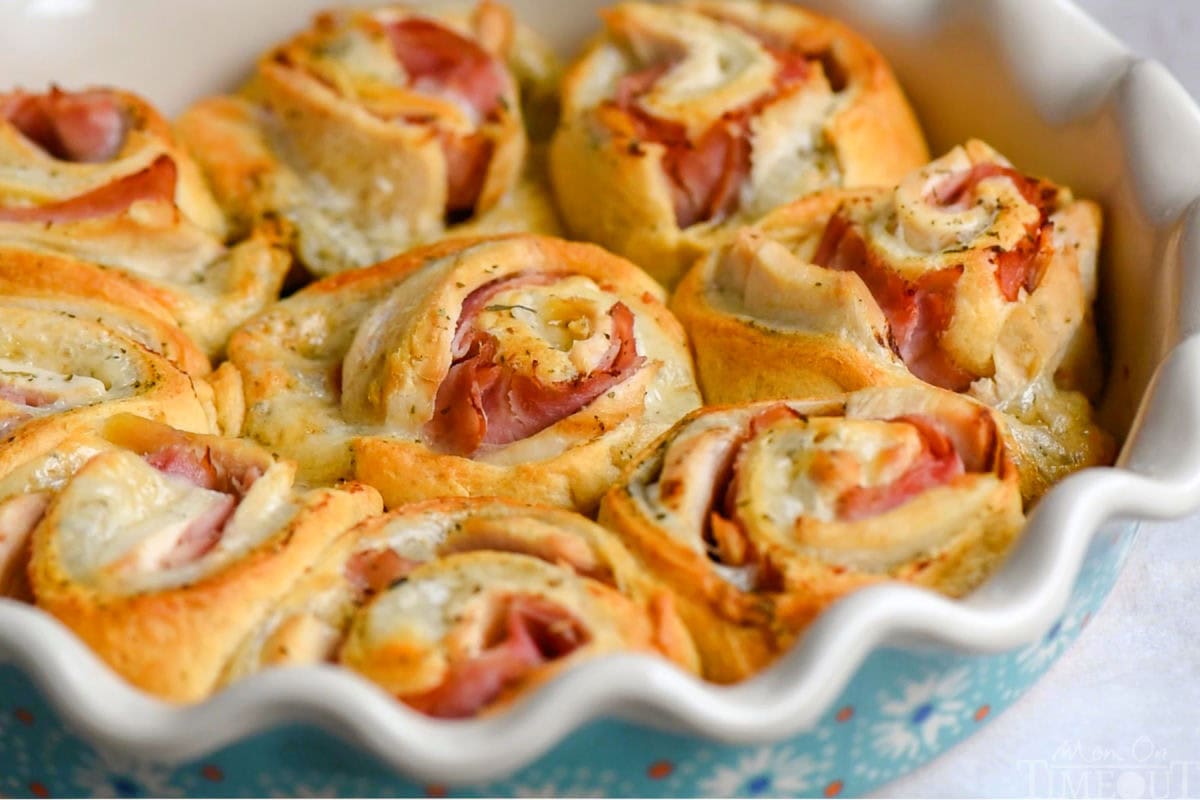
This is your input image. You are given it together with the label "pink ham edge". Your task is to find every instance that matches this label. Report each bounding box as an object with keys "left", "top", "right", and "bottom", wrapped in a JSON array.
[
  {"left": 157, "top": 494, "right": 237, "bottom": 570},
  {"left": 402, "top": 595, "right": 589, "bottom": 718},
  {"left": 2, "top": 87, "right": 127, "bottom": 163},
  {"left": 0, "top": 492, "right": 51, "bottom": 598},
  {"left": 706, "top": 407, "right": 968, "bottom": 568},
  {"left": 427, "top": 273, "right": 645, "bottom": 457},
  {"left": 812, "top": 212, "right": 975, "bottom": 391},
  {"left": 0, "top": 383, "right": 58, "bottom": 408},
  {"left": 835, "top": 414, "right": 966, "bottom": 521},
  {"left": 0, "top": 154, "right": 177, "bottom": 224},
  {"left": 929, "top": 161, "right": 1060, "bottom": 301},
  {"left": 139, "top": 442, "right": 262, "bottom": 569},
  {"left": 383, "top": 17, "right": 507, "bottom": 215},
  {"left": 344, "top": 547, "right": 423, "bottom": 597},
  {"left": 608, "top": 37, "right": 812, "bottom": 228}
]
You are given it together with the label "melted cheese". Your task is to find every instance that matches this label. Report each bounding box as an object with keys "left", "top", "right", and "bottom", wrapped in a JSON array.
[
  {"left": 872, "top": 144, "right": 1040, "bottom": 271},
  {"left": 56, "top": 452, "right": 296, "bottom": 594},
  {"left": 610, "top": 3, "right": 776, "bottom": 135},
  {"left": 0, "top": 357, "right": 108, "bottom": 410},
  {"left": 739, "top": 417, "right": 923, "bottom": 526},
  {"left": 475, "top": 276, "right": 621, "bottom": 383},
  {"left": 742, "top": 75, "right": 839, "bottom": 218}
]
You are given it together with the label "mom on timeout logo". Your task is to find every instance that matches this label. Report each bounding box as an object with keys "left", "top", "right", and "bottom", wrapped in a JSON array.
[{"left": 1019, "top": 736, "right": 1199, "bottom": 798}]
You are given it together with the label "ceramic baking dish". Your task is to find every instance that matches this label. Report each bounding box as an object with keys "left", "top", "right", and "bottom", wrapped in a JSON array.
[{"left": 1, "top": 0, "right": 1200, "bottom": 796}]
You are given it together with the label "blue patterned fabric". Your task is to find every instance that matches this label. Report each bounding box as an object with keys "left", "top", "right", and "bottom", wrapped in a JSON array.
[{"left": 0, "top": 522, "right": 1136, "bottom": 798}]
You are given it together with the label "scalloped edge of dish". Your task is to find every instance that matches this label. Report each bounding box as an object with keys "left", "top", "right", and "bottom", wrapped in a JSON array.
[{"left": 2, "top": 0, "right": 1200, "bottom": 785}]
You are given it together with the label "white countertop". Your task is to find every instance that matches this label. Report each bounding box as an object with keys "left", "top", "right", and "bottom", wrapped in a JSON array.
[{"left": 883, "top": 2, "right": 1200, "bottom": 797}]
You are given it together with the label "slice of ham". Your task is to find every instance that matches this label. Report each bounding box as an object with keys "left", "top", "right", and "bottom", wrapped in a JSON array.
[
  {"left": 426, "top": 274, "right": 645, "bottom": 457},
  {"left": 0, "top": 154, "right": 177, "bottom": 224},
  {"left": 930, "top": 162, "right": 1059, "bottom": 301},
  {"left": 345, "top": 547, "right": 422, "bottom": 597},
  {"left": 402, "top": 595, "right": 589, "bottom": 718},
  {"left": 705, "top": 404, "right": 803, "bottom": 567},
  {"left": 609, "top": 40, "right": 811, "bottom": 228},
  {"left": 0, "top": 383, "right": 57, "bottom": 408},
  {"left": 835, "top": 414, "right": 966, "bottom": 521},
  {"left": 384, "top": 17, "right": 506, "bottom": 216},
  {"left": 0, "top": 492, "right": 49, "bottom": 600},
  {"left": 385, "top": 17, "right": 506, "bottom": 120},
  {"left": 145, "top": 445, "right": 220, "bottom": 491},
  {"left": 441, "top": 130, "right": 494, "bottom": 217},
  {"left": 139, "top": 440, "right": 265, "bottom": 569},
  {"left": 812, "top": 213, "right": 975, "bottom": 391},
  {"left": 157, "top": 494, "right": 237, "bottom": 570},
  {"left": 704, "top": 407, "right": 967, "bottom": 566},
  {"left": 2, "top": 88, "right": 127, "bottom": 163},
  {"left": 931, "top": 162, "right": 1057, "bottom": 211}
]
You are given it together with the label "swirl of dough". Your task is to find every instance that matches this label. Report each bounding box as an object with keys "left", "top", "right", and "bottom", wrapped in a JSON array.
[
  {"left": 221, "top": 498, "right": 697, "bottom": 717},
  {"left": 599, "top": 387, "right": 1024, "bottom": 681},
  {"left": 0, "top": 304, "right": 217, "bottom": 482},
  {"left": 178, "top": 1, "right": 561, "bottom": 277},
  {"left": 27, "top": 414, "right": 382, "bottom": 702},
  {"left": 0, "top": 86, "right": 290, "bottom": 356},
  {"left": 673, "top": 140, "right": 1113, "bottom": 499},
  {"left": 227, "top": 234, "right": 701, "bottom": 511},
  {"left": 550, "top": 0, "right": 928, "bottom": 286},
  {"left": 0, "top": 246, "right": 210, "bottom": 377}
]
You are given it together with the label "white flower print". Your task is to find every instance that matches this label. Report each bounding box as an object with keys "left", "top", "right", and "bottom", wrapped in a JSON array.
[
  {"left": 1014, "top": 590, "right": 1091, "bottom": 675},
  {"left": 69, "top": 748, "right": 182, "bottom": 798},
  {"left": 868, "top": 667, "right": 969, "bottom": 761},
  {"left": 512, "top": 781, "right": 609, "bottom": 797},
  {"left": 259, "top": 770, "right": 391, "bottom": 799},
  {"left": 699, "top": 745, "right": 822, "bottom": 798},
  {"left": 505, "top": 766, "right": 617, "bottom": 797}
]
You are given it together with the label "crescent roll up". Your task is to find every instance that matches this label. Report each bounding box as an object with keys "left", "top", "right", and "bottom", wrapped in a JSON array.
[
  {"left": 599, "top": 387, "right": 1025, "bottom": 682},
  {"left": 177, "top": 1, "right": 561, "bottom": 277},
  {"left": 221, "top": 498, "right": 697, "bottom": 717},
  {"left": 550, "top": 0, "right": 928, "bottom": 286},
  {"left": 0, "top": 303, "right": 217, "bottom": 483},
  {"left": 0, "top": 86, "right": 289, "bottom": 356},
  {"left": 227, "top": 234, "right": 701, "bottom": 512},
  {"left": 27, "top": 414, "right": 382, "bottom": 702},
  {"left": 673, "top": 140, "right": 1114, "bottom": 499},
  {"left": 0, "top": 246, "right": 210, "bottom": 377}
]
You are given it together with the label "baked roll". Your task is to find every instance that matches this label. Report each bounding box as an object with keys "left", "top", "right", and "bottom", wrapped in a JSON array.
[
  {"left": 0, "top": 303, "right": 217, "bottom": 482},
  {"left": 177, "top": 1, "right": 561, "bottom": 277},
  {"left": 0, "top": 86, "right": 289, "bottom": 356},
  {"left": 222, "top": 498, "right": 697, "bottom": 717},
  {"left": 227, "top": 234, "right": 701, "bottom": 511},
  {"left": 673, "top": 140, "right": 1113, "bottom": 498},
  {"left": 0, "top": 432, "right": 108, "bottom": 600},
  {"left": 598, "top": 387, "right": 1025, "bottom": 682},
  {"left": 549, "top": 0, "right": 928, "bottom": 287},
  {"left": 0, "top": 246, "right": 210, "bottom": 377},
  {"left": 27, "top": 414, "right": 382, "bottom": 702}
]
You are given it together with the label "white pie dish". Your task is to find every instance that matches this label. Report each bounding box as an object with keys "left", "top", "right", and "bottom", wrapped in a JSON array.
[{"left": 0, "top": 0, "right": 1199, "bottom": 792}]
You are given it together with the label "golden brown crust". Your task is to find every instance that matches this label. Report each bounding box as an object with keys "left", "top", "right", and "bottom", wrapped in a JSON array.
[
  {"left": 0, "top": 86, "right": 291, "bottom": 357},
  {"left": 672, "top": 189, "right": 912, "bottom": 401},
  {"left": 227, "top": 233, "right": 701, "bottom": 513},
  {"left": 598, "top": 387, "right": 1025, "bottom": 681},
  {"left": 204, "top": 362, "right": 247, "bottom": 438},
  {"left": 0, "top": 306, "right": 217, "bottom": 483},
  {"left": 27, "top": 424, "right": 382, "bottom": 702},
  {"left": 176, "top": 3, "right": 560, "bottom": 277},
  {"left": 672, "top": 141, "right": 1113, "bottom": 501},
  {"left": 223, "top": 497, "right": 696, "bottom": 714},
  {"left": 0, "top": 246, "right": 210, "bottom": 377},
  {"left": 550, "top": 0, "right": 928, "bottom": 287}
]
